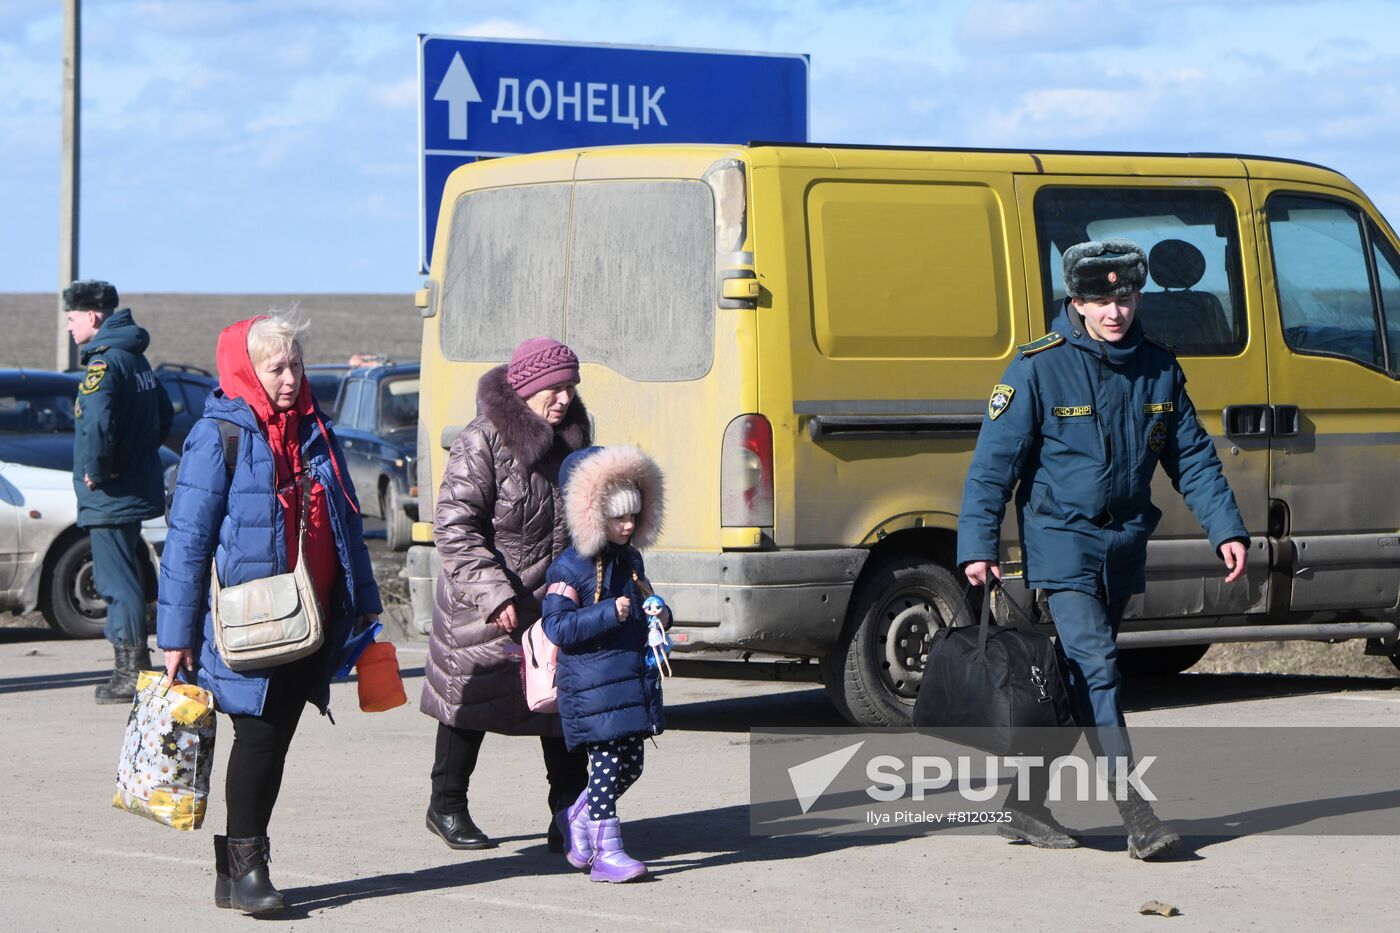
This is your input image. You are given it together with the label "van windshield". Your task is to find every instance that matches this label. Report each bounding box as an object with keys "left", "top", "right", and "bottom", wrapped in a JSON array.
[{"left": 439, "top": 180, "right": 715, "bottom": 382}]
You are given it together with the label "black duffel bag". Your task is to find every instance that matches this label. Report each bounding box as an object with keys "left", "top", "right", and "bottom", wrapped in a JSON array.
[{"left": 912, "top": 575, "right": 1078, "bottom": 757}]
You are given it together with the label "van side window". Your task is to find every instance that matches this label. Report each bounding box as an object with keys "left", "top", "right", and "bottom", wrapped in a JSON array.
[
  {"left": 1369, "top": 222, "right": 1400, "bottom": 373},
  {"left": 439, "top": 184, "right": 571, "bottom": 361},
  {"left": 1034, "top": 188, "right": 1246, "bottom": 356},
  {"left": 1267, "top": 195, "right": 1391, "bottom": 371}
]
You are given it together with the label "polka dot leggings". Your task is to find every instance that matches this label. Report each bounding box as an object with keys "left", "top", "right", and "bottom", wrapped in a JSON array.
[{"left": 586, "top": 735, "right": 646, "bottom": 820}]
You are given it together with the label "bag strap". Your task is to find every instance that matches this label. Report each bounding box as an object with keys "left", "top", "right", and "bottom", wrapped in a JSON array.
[
  {"left": 217, "top": 420, "right": 240, "bottom": 474},
  {"left": 295, "top": 471, "right": 311, "bottom": 555},
  {"left": 976, "top": 581, "right": 993, "bottom": 657}
]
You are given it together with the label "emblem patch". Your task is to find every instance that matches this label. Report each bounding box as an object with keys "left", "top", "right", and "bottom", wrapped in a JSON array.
[
  {"left": 988, "top": 384, "right": 1015, "bottom": 421},
  {"left": 1052, "top": 405, "right": 1093, "bottom": 417},
  {"left": 1143, "top": 402, "right": 1174, "bottom": 414},
  {"left": 80, "top": 360, "right": 108, "bottom": 395},
  {"left": 1148, "top": 420, "right": 1168, "bottom": 454},
  {"left": 73, "top": 397, "right": 82, "bottom": 418}
]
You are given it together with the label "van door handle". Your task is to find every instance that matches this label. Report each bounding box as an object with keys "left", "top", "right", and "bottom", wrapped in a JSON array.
[
  {"left": 1272, "top": 405, "right": 1300, "bottom": 437},
  {"left": 1223, "top": 404, "right": 1272, "bottom": 437}
]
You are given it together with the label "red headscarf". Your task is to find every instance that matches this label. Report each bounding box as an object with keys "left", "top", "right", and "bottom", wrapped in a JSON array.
[{"left": 215, "top": 317, "right": 352, "bottom": 612}]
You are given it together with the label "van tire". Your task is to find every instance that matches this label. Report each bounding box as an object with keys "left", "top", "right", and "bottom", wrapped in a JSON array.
[
  {"left": 1117, "top": 643, "right": 1210, "bottom": 676},
  {"left": 823, "top": 554, "right": 973, "bottom": 727}
]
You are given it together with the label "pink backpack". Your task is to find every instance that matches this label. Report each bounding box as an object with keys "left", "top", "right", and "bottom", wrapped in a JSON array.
[{"left": 521, "top": 622, "right": 559, "bottom": 713}]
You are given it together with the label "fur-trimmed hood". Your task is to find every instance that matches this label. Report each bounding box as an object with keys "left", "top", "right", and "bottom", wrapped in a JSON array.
[
  {"left": 559, "top": 446, "right": 665, "bottom": 557},
  {"left": 476, "top": 364, "right": 590, "bottom": 467}
]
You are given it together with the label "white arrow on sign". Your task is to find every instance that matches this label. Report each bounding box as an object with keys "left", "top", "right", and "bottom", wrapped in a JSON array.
[{"left": 433, "top": 52, "right": 482, "bottom": 141}]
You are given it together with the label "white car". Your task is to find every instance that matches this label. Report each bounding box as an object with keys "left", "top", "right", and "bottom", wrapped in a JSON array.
[
  {"left": 1, "top": 369, "right": 172, "bottom": 638},
  {"left": 0, "top": 459, "right": 167, "bottom": 638}
]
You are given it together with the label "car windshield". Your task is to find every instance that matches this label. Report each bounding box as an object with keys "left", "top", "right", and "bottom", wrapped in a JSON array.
[
  {"left": 0, "top": 387, "right": 78, "bottom": 433},
  {"left": 378, "top": 376, "right": 419, "bottom": 431}
]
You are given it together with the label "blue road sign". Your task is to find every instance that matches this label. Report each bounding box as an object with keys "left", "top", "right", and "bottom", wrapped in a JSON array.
[{"left": 417, "top": 35, "right": 809, "bottom": 272}]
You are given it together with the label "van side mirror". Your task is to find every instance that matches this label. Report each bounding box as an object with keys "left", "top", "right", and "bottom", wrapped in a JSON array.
[{"left": 415, "top": 280, "right": 438, "bottom": 318}]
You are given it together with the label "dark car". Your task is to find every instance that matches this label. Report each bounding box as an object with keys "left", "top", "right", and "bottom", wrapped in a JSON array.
[
  {"left": 332, "top": 363, "right": 419, "bottom": 550},
  {"left": 0, "top": 369, "right": 178, "bottom": 638},
  {"left": 154, "top": 363, "right": 217, "bottom": 452},
  {"left": 306, "top": 363, "right": 352, "bottom": 419}
]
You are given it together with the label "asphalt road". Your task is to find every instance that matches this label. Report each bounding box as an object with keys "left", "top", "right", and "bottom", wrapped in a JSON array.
[{"left": 2, "top": 626, "right": 1398, "bottom": 932}]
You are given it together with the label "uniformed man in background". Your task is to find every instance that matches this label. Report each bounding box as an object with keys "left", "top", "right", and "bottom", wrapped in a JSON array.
[
  {"left": 64, "top": 280, "right": 173, "bottom": 704},
  {"left": 957, "top": 240, "right": 1249, "bottom": 860}
]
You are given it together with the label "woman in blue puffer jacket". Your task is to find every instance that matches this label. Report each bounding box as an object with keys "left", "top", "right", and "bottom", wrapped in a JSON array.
[
  {"left": 157, "top": 315, "right": 381, "bottom": 915},
  {"left": 540, "top": 445, "right": 667, "bottom": 884}
]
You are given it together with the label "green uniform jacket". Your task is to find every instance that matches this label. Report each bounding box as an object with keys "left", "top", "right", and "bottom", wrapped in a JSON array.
[{"left": 72, "top": 308, "right": 173, "bottom": 526}]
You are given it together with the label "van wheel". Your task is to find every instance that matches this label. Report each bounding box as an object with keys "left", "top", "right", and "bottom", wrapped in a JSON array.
[
  {"left": 822, "top": 554, "right": 973, "bottom": 727},
  {"left": 382, "top": 484, "right": 412, "bottom": 552},
  {"left": 40, "top": 533, "right": 108, "bottom": 639},
  {"left": 1117, "top": 643, "right": 1210, "bottom": 676}
]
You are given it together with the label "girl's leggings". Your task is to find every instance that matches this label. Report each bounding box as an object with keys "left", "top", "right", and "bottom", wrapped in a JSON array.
[{"left": 585, "top": 734, "right": 646, "bottom": 820}]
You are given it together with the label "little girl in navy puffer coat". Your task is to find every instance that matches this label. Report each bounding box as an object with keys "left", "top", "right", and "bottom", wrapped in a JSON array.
[{"left": 540, "top": 445, "right": 667, "bottom": 884}]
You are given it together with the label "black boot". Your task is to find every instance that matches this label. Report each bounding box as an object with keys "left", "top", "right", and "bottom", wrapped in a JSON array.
[
  {"left": 213, "top": 835, "right": 231, "bottom": 909},
  {"left": 94, "top": 644, "right": 144, "bottom": 705},
  {"left": 545, "top": 784, "right": 571, "bottom": 854},
  {"left": 1114, "top": 785, "right": 1181, "bottom": 860},
  {"left": 226, "top": 836, "right": 288, "bottom": 914},
  {"left": 998, "top": 765, "right": 1079, "bottom": 849},
  {"left": 426, "top": 804, "right": 494, "bottom": 850},
  {"left": 546, "top": 815, "right": 565, "bottom": 853}
]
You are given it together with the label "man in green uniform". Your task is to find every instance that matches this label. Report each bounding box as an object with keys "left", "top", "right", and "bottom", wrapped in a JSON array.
[{"left": 65, "top": 280, "right": 173, "bottom": 704}]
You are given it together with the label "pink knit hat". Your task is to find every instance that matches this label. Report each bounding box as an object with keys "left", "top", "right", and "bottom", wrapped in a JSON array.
[{"left": 507, "top": 337, "right": 580, "bottom": 398}]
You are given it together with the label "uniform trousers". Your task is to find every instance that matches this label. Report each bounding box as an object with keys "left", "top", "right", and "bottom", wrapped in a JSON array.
[
  {"left": 88, "top": 522, "right": 147, "bottom": 647},
  {"left": 1046, "top": 589, "right": 1132, "bottom": 768}
]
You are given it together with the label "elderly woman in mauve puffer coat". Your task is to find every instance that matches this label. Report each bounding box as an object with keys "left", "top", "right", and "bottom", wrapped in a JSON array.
[{"left": 421, "top": 337, "right": 592, "bottom": 853}]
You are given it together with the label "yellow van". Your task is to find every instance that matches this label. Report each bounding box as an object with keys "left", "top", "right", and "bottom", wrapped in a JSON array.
[{"left": 408, "top": 143, "right": 1400, "bottom": 725}]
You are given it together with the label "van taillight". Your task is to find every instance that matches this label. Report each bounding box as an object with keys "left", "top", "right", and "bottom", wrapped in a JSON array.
[{"left": 721, "top": 414, "right": 773, "bottom": 526}]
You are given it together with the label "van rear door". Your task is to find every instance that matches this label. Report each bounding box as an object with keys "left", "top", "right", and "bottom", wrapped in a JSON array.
[{"left": 567, "top": 150, "right": 756, "bottom": 557}]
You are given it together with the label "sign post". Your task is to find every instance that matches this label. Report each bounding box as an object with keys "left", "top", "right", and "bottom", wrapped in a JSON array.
[{"left": 418, "top": 36, "right": 808, "bottom": 272}]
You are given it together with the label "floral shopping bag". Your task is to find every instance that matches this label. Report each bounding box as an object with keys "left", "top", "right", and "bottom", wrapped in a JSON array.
[{"left": 112, "top": 670, "right": 217, "bottom": 831}]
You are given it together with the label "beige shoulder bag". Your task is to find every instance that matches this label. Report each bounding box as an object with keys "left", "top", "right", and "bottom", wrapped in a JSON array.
[{"left": 211, "top": 473, "right": 324, "bottom": 671}]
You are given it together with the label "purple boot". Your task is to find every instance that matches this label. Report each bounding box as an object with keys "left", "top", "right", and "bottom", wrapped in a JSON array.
[
  {"left": 556, "top": 790, "right": 593, "bottom": 870},
  {"left": 589, "top": 818, "right": 648, "bottom": 883}
]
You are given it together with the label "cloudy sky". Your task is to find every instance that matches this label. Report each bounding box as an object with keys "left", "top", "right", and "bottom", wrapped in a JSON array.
[{"left": 5, "top": 0, "right": 1400, "bottom": 293}]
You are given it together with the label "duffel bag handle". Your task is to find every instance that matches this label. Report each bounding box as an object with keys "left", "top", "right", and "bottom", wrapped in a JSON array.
[{"left": 973, "top": 575, "right": 1037, "bottom": 656}]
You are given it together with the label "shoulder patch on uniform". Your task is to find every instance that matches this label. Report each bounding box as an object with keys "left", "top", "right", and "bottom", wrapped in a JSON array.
[
  {"left": 1144, "top": 402, "right": 1174, "bottom": 414},
  {"left": 1017, "top": 332, "right": 1064, "bottom": 356},
  {"left": 988, "top": 384, "right": 1015, "bottom": 420},
  {"left": 80, "top": 360, "right": 108, "bottom": 395}
]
